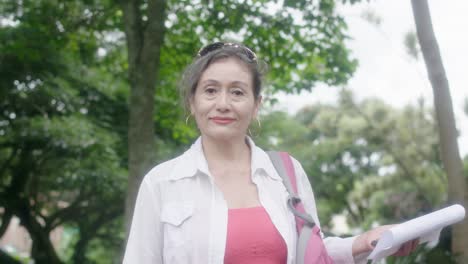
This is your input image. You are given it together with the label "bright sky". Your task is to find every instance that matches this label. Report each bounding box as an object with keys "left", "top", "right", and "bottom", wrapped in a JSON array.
[{"left": 275, "top": 0, "right": 468, "bottom": 156}]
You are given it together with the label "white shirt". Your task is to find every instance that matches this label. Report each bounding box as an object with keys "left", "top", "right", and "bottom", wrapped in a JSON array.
[{"left": 123, "top": 137, "right": 361, "bottom": 264}]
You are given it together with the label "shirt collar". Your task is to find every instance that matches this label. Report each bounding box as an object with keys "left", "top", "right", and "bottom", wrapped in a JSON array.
[
  {"left": 168, "top": 136, "right": 282, "bottom": 181},
  {"left": 168, "top": 137, "right": 210, "bottom": 181},
  {"left": 247, "top": 137, "right": 282, "bottom": 181}
]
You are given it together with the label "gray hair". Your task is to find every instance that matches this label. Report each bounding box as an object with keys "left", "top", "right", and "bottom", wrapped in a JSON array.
[{"left": 180, "top": 44, "right": 267, "bottom": 113}]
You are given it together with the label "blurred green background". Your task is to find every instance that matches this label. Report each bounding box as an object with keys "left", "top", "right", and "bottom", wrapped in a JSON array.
[{"left": 1, "top": 0, "right": 467, "bottom": 263}]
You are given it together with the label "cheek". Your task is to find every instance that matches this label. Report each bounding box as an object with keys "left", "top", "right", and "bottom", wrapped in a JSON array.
[
  {"left": 192, "top": 101, "right": 205, "bottom": 115},
  {"left": 190, "top": 96, "right": 202, "bottom": 114},
  {"left": 191, "top": 99, "right": 212, "bottom": 121}
]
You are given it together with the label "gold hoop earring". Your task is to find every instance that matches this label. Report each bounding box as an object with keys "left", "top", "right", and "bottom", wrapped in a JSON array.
[
  {"left": 256, "top": 117, "right": 261, "bottom": 128},
  {"left": 185, "top": 115, "right": 191, "bottom": 125}
]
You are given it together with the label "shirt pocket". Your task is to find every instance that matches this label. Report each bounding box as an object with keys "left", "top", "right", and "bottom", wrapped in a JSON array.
[{"left": 160, "top": 202, "right": 194, "bottom": 263}]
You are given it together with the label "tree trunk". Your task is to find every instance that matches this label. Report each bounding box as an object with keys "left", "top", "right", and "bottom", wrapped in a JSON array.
[
  {"left": 120, "top": 0, "right": 167, "bottom": 240},
  {"left": 72, "top": 234, "right": 88, "bottom": 264},
  {"left": 410, "top": 0, "right": 468, "bottom": 262},
  {"left": 15, "top": 199, "right": 62, "bottom": 264},
  {"left": 2, "top": 148, "right": 62, "bottom": 263}
]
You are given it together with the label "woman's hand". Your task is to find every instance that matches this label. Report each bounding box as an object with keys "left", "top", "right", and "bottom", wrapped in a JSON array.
[{"left": 352, "top": 225, "right": 419, "bottom": 257}]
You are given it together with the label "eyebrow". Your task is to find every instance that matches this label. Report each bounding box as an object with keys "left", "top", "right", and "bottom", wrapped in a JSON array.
[
  {"left": 231, "top": 81, "right": 248, "bottom": 88},
  {"left": 200, "top": 79, "right": 219, "bottom": 85},
  {"left": 200, "top": 79, "right": 249, "bottom": 87}
]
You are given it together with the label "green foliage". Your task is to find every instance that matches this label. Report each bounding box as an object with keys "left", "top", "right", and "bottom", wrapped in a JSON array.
[
  {"left": 0, "top": 0, "right": 372, "bottom": 262},
  {"left": 0, "top": 1, "right": 129, "bottom": 262},
  {"left": 161, "top": 0, "right": 358, "bottom": 95},
  {"left": 360, "top": 8, "right": 382, "bottom": 26},
  {"left": 257, "top": 90, "right": 447, "bottom": 238},
  {"left": 404, "top": 30, "right": 420, "bottom": 60}
]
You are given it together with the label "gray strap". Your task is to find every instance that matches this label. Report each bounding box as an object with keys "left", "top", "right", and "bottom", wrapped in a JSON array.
[
  {"left": 267, "top": 151, "right": 316, "bottom": 226},
  {"left": 267, "top": 151, "right": 295, "bottom": 196},
  {"left": 296, "top": 224, "right": 314, "bottom": 261},
  {"left": 287, "top": 196, "right": 316, "bottom": 226}
]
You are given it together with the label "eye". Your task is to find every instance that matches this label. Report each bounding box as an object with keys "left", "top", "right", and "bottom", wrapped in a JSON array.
[
  {"left": 204, "top": 87, "right": 217, "bottom": 95},
  {"left": 231, "top": 89, "right": 245, "bottom": 96}
]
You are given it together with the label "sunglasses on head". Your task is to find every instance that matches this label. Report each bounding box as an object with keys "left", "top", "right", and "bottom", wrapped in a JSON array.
[{"left": 197, "top": 42, "right": 257, "bottom": 61}]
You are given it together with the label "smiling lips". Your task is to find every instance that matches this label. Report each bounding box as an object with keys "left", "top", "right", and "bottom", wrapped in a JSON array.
[{"left": 210, "top": 117, "right": 236, "bottom": 124}]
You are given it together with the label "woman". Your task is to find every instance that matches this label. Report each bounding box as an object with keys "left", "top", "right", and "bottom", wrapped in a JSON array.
[{"left": 123, "top": 42, "right": 417, "bottom": 263}]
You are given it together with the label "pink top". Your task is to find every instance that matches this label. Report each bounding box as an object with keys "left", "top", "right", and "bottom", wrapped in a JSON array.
[{"left": 224, "top": 206, "right": 287, "bottom": 264}]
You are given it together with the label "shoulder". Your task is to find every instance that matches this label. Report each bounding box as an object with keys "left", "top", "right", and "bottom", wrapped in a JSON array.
[
  {"left": 276, "top": 152, "right": 306, "bottom": 174},
  {"left": 288, "top": 154, "right": 304, "bottom": 170},
  {"left": 141, "top": 152, "right": 188, "bottom": 186},
  {"left": 141, "top": 139, "right": 202, "bottom": 186}
]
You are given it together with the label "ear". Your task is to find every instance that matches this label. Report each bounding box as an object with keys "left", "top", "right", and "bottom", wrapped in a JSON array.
[
  {"left": 253, "top": 95, "right": 262, "bottom": 118},
  {"left": 189, "top": 97, "right": 195, "bottom": 115}
]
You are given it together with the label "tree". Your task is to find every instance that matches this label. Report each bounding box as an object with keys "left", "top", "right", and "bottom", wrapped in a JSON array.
[
  {"left": 0, "top": 1, "right": 130, "bottom": 262},
  {"left": 410, "top": 1, "right": 468, "bottom": 262},
  {"left": 119, "top": 0, "right": 167, "bottom": 235}
]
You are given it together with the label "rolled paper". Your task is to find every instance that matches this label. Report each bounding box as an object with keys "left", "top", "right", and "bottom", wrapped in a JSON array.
[{"left": 367, "top": 204, "right": 465, "bottom": 263}]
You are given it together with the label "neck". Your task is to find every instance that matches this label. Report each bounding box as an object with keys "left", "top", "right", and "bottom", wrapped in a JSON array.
[{"left": 201, "top": 134, "right": 251, "bottom": 165}]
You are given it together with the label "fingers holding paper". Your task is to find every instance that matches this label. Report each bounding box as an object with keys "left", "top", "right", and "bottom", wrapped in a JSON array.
[
  {"left": 354, "top": 205, "right": 465, "bottom": 262},
  {"left": 352, "top": 225, "right": 419, "bottom": 256},
  {"left": 393, "top": 238, "right": 419, "bottom": 256},
  {"left": 352, "top": 225, "right": 391, "bottom": 255}
]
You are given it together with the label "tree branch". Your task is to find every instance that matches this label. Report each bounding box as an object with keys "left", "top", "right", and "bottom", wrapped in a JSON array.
[
  {"left": 344, "top": 201, "right": 360, "bottom": 224},
  {"left": 0, "top": 210, "right": 13, "bottom": 238},
  {"left": 15, "top": 198, "right": 62, "bottom": 263},
  {"left": 0, "top": 146, "right": 18, "bottom": 179},
  {"left": 72, "top": 203, "right": 123, "bottom": 264},
  {"left": 45, "top": 194, "right": 86, "bottom": 230}
]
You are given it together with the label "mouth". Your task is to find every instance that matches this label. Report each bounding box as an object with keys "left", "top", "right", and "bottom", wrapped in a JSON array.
[{"left": 210, "top": 117, "right": 236, "bottom": 125}]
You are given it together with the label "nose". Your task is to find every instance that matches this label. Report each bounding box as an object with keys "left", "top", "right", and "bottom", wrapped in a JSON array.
[{"left": 215, "top": 90, "right": 231, "bottom": 111}]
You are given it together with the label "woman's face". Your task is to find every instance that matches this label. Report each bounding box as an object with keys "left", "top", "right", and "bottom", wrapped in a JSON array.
[{"left": 190, "top": 57, "right": 261, "bottom": 141}]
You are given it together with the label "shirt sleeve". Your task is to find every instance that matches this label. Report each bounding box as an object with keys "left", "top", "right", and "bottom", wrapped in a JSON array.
[
  {"left": 291, "top": 157, "right": 366, "bottom": 264},
  {"left": 123, "top": 177, "right": 163, "bottom": 264}
]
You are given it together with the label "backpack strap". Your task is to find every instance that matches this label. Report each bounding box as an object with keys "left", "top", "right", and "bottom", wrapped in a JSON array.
[
  {"left": 269, "top": 152, "right": 335, "bottom": 264},
  {"left": 267, "top": 151, "right": 316, "bottom": 232}
]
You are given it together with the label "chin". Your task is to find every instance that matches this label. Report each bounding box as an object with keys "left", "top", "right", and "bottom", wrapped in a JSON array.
[{"left": 203, "top": 130, "right": 245, "bottom": 142}]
